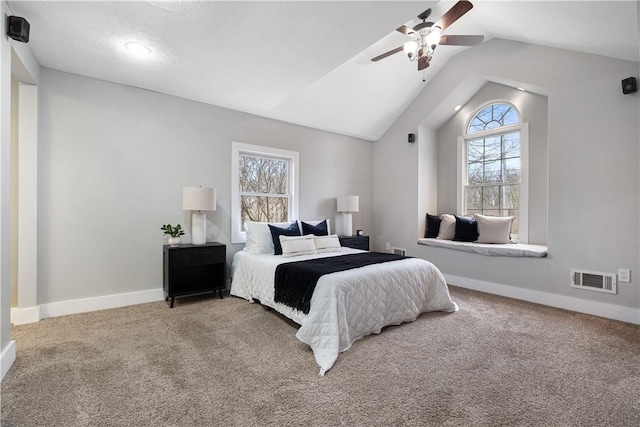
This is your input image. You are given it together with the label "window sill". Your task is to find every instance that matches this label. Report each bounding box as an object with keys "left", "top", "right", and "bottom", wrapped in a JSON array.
[{"left": 417, "top": 238, "right": 547, "bottom": 258}]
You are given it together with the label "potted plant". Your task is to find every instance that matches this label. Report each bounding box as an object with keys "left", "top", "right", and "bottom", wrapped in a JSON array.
[{"left": 161, "top": 224, "right": 185, "bottom": 246}]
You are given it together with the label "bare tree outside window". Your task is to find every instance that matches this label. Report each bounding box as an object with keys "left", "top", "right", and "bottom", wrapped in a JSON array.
[
  {"left": 465, "top": 104, "right": 521, "bottom": 233},
  {"left": 239, "top": 154, "right": 290, "bottom": 224},
  {"left": 231, "top": 142, "right": 299, "bottom": 244}
]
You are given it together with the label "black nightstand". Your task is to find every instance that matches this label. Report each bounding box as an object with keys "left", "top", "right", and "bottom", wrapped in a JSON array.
[
  {"left": 339, "top": 235, "right": 370, "bottom": 251},
  {"left": 163, "top": 242, "right": 226, "bottom": 308}
]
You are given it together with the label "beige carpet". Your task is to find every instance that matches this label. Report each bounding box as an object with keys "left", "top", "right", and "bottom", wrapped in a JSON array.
[{"left": 1, "top": 286, "right": 639, "bottom": 426}]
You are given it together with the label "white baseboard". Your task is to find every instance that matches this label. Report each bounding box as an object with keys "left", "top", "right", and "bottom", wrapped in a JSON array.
[
  {"left": 1, "top": 340, "right": 16, "bottom": 382},
  {"left": 445, "top": 274, "right": 640, "bottom": 325},
  {"left": 40, "top": 288, "right": 164, "bottom": 319},
  {"left": 9, "top": 288, "right": 164, "bottom": 325},
  {"left": 11, "top": 305, "right": 41, "bottom": 325}
]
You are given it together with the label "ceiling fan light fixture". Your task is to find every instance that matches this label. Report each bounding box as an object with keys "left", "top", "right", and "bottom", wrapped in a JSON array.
[
  {"left": 425, "top": 26, "right": 442, "bottom": 47},
  {"left": 370, "top": 1, "right": 482, "bottom": 72},
  {"left": 403, "top": 40, "right": 418, "bottom": 58}
]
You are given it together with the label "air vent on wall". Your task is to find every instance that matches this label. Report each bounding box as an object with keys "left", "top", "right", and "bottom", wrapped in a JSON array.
[
  {"left": 392, "top": 247, "right": 407, "bottom": 256},
  {"left": 570, "top": 269, "right": 617, "bottom": 294}
]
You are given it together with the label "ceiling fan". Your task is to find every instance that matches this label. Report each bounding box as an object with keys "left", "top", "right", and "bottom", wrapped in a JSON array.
[{"left": 371, "top": 0, "right": 483, "bottom": 71}]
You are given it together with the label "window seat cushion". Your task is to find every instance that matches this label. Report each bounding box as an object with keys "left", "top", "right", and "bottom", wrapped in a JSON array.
[{"left": 417, "top": 238, "right": 547, "bottom": 258}]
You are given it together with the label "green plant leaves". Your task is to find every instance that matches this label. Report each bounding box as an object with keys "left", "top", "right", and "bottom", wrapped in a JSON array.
[{"left": 161, "top": 224, "right": 185, "bottom": 237}]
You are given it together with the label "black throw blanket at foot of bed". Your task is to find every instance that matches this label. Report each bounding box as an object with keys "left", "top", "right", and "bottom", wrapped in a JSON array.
[{"left": 274, "top": 252, "right": 408, "bottom": 314}]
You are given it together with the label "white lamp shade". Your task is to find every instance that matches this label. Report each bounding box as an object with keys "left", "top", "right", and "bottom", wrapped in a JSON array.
[
  {"left": 403, "top": 40, "right": 418, "bottom": 55},
  {"left": 337, "top": 195, "right": 359, "bottom": 213},
  {"left": 183, "top": 187, "right": 216, "bottom": 211},
  {"left": 425, "top": 26, "right": 442, "bottom": 47}
]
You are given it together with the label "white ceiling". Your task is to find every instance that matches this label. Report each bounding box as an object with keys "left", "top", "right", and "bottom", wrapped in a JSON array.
[{"left": 7, "top": 1, "right": 640, "bottom": 141}]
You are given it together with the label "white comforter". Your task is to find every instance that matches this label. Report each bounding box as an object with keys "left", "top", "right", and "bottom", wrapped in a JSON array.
[{"left": 231, "top": 248, "right": 458, "bottom": 375}]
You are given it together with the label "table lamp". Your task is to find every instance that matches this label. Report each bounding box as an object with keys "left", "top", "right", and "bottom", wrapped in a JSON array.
[
  {"left": 337, "top": 195, "right": 359, "bottom": 236},
  {"left": 183, "top": 186, "right": 216, "bottom": 245}
]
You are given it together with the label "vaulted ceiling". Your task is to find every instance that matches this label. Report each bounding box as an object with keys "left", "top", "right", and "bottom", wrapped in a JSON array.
[{"left": 7, "top": 1, "right": 640, "bottom": 140}]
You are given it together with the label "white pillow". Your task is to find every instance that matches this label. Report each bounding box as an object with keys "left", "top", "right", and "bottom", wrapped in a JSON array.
[
  {"left": 474, "top": 214, "right": 515, "bottom": 244},
  {"left": 313, "top": 234, "right": 342, "bottom": 253},
  {"left": 279, "top": 235, "right": 318, "bottom": 257},
  {"left": 437, "top": 214, "right": 456, "bottom": 240},
  {"left": 245, "top": 221, "right": 295, "bottom": 254}
]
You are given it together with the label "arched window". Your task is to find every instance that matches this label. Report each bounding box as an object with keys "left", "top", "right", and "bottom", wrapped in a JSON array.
[
  {"left": 467, "top": 103, "right": 520, "bottom": 133},
  {"left": 459, "top": 102, "right": 528, "bottom": 241}
]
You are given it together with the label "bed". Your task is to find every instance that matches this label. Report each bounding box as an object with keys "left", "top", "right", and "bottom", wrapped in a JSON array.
[{"left": 230, "top": 221, "right": 458, "bottom": 375}]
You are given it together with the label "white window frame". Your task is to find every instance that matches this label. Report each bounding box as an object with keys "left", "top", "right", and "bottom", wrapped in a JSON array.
[
  {"left": 456, "top": 101, "right": 529, "bottom": 243},
  {"left": 231, "top": 142, "right": 299, "bottom": 244}
]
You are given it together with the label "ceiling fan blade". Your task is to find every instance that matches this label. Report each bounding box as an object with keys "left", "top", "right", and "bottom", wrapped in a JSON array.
[
  {"left": 396, "top": 25, "right": 413, "bottom": 35},
  {"left": 434, "top": 0, "right": 473, "bottom": 31},
  {"left": 371, "top": 46, "right": 404, "bottom": 62},
  {"left": 439, "top": 35, "right": 484, "bottom": 46},
  {"left": 418, "top": 57, "right": 430, "bottom": 71}
]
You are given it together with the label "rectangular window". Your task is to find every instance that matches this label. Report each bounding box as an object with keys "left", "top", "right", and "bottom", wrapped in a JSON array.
[
  {"left": 465, "top": 130, "right": 521, "bottom": 234},
  {"left": 231, "top": 142, "right": 299, "bottom": 243},
  {"left": 239, "top": 154, "right": 290, "bottom": 224}
]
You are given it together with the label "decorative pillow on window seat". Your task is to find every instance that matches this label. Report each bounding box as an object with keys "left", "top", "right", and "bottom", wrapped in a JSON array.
[
  {"left": 437, "top": 214, "right": 456, "bottom": 240},
  {"left": 425, "top": 213, "right": 442, "bottom": 238},
  {"left": 474, "top": 214, "right": 514, "bottom": 244},
  {"left": 453, "top": 216, "right": 479, "bottom": 242}
]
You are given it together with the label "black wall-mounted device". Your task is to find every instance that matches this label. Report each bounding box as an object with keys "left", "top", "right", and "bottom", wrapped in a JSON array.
[
  {"left": 7, "top": 16, "right": 30, "bottom": 43},
  {"left": 622, "top": 77, "right": 637, "bottom": 94},
  {"left": 408, "top": 133, "right": 415, "bottom": 143}
]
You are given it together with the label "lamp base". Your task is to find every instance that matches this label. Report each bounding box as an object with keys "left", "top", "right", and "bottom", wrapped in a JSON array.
[
  {"left": 340, "top": 212, "right": 353, "bottom": 237},
  {"left": 191, "top": 211, "right": 207, "bottom": 245}
]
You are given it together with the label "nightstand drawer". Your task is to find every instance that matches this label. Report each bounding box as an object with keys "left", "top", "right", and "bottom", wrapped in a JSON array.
[
  {"left": 339, "top": 236, "right": 369, "bottom": 251},
  {"left": 169, "top": 246, "right": 225, "bottom": 267}
]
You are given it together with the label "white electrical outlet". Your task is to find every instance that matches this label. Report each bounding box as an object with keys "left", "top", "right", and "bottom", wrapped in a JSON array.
[
  {"left": 385, "top": 242, "right": 390, "bottom": 250},
  {"left": 618, "top": 268, "right": 631, "bottom": 283}
]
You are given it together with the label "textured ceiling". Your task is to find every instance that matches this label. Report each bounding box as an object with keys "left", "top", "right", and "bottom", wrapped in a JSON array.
[{"left": 7, "top": 1, "right": 640, "bottom": 141}]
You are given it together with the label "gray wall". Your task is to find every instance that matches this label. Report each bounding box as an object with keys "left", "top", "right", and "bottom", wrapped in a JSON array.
[
  {"left": 373, "top": 38, "right": 640, "bottom": 311},
  {"left": 37, "top": 69, "right": 373, "bottom": 304}
]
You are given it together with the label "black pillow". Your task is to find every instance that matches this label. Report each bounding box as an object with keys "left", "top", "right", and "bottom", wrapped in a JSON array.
[
  {"left": 453, "top": 216, "right": 478, "bottom": 242},
  {"left": 301, "top": 220, "right": 329, "bottom": 236},
  {"left": 268, "top": 222, "right": 301, "bottom": 255},
  {"left": 425, "top": 213, "right": 442, "bottom": 238}
]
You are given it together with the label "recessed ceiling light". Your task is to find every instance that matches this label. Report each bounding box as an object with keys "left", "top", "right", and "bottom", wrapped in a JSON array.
[
  {"left": 517, "top": 87, "right": 526, "bottom": 91},
  {"left": 125, "top": 41, "right": 151, "bottom": 56},
  {"left": 454, "top": 105, "right": 462, "bottom": 111}
]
